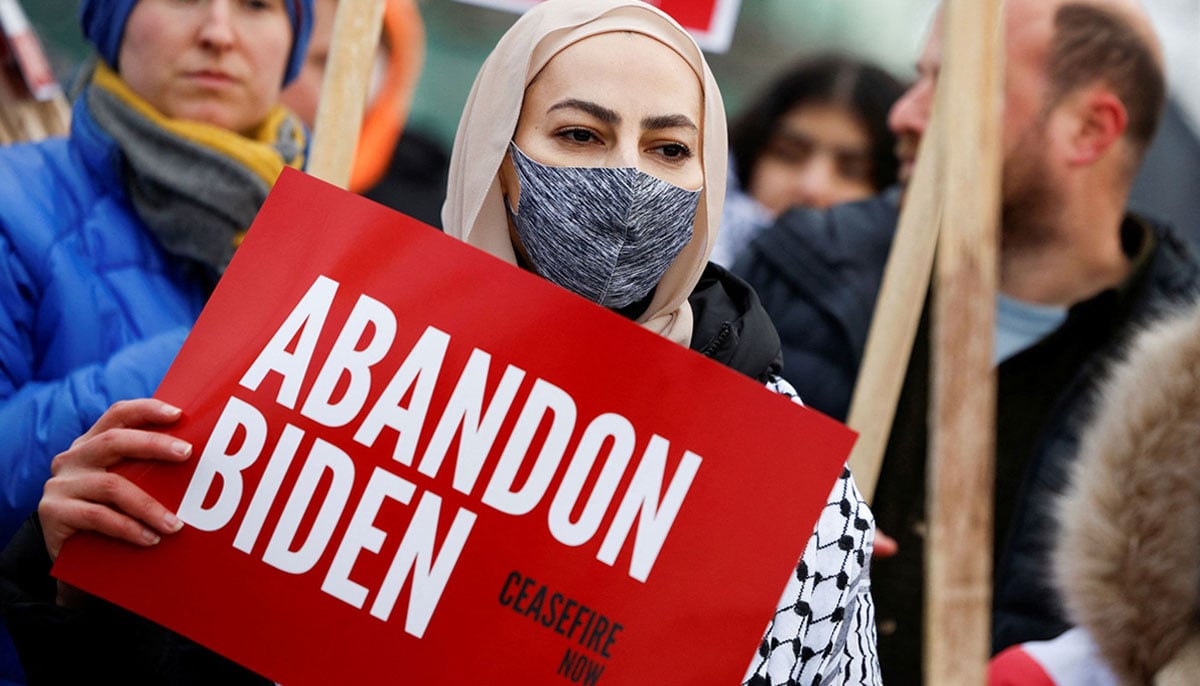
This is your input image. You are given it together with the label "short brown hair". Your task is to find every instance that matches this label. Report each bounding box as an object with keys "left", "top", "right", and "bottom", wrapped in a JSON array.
[{"left": 1047, "top": 3, "right": 1165, "bottom": 159}]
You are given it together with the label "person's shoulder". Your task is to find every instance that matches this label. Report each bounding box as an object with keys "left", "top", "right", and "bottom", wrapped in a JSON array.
[
  {"left": 0, "top": 134, "right": 111, "bottom": 262},
  {"left": 762, "top": 189, "right": 899, "bottom": 255},
  {"left": 1068, "top": 213, "right": 1200, "bottom": 336},
  {"left": 0, "top": 137, "right": 73, "bottom": 190},
  {"left": 1133, "top": 214, "right": 1200, "bottom": 306},
  {"left": 822, "top": 186, "right": 903, "bottom": 238},
  {"left": 732, "top": 189, "right": 901, "bottom": 289},
  {"left": 688, "top": 263, "right": 783, "bottom": 382},
  {"left": 0, "top": 138, "right": 75, "bottom": 227}
]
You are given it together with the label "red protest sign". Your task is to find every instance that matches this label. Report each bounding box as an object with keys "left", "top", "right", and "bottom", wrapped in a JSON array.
[
  {"left": 453, "top": 0, "right": 742, "bottom": 53},
  {"left": 53, "top": 168, "right": 854, "bottom": 685}
]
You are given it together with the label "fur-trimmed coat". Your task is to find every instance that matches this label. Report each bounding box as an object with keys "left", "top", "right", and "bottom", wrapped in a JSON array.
[{"left": 1056, "top": 300, "right": 1200, "bottom": 685}]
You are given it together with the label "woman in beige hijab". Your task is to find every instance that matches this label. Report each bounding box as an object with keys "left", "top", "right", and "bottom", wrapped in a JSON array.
[
  {"left": 443, "top": 0, "right": 724, "bottom": 347},
  {"left": 443, "top": 1, "right": 882, "bottom": 682}
]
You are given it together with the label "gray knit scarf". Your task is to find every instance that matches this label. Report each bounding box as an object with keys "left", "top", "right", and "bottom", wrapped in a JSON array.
[{"left": 87, "top": 83, "right": 303, "bottom": 276}]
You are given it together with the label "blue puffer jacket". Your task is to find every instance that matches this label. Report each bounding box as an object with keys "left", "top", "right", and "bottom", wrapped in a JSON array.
[{"left": 0, "top": 95, "right": 210, "bottom": 548}]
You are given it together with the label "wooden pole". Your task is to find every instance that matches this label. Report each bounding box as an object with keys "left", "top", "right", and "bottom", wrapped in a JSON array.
[
  {"left": 925, "top": 0, "right": 1003, "bottom": 682},
  {"left": 0, "top": 112, "right": 15, "bottom": 145},
  {"left": 0, "top": 93, "right": 70, "bottom": 143},
  {"left": 306, "top": 0, "right": 387, "bottom": 187},
  {"left": 34, "top": 97, "right": 69, "bottom": 136},
  {"left": 0, "top": 77, "right": 70, "bottom": 146},
  {"left": 842, "top": 0, "right": 1002, "bottom": 680},
  {"left": 347, "top": 0, "right": 424, "bottom": 192},
  {"left": 845, "top": 107, "right": 943, "bottom": 503}
]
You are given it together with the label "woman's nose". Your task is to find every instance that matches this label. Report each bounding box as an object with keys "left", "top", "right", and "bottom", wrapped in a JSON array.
[
  {"left": 791, "top": 157, "right": 836, "bottom": 208},
  {"left": 198, "top": 0, "right": 237, "bottom": 51},
  {"left": 611, "top": 143, "right": 640, "bottom": 170}
]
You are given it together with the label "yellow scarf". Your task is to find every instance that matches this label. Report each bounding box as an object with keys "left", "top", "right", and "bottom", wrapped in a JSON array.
[
  {"left": 88, "top": 62, "right": 307, "bottom": 275},
  {"left": 92, "top": 62, "right": 305, "bottom": 184}
]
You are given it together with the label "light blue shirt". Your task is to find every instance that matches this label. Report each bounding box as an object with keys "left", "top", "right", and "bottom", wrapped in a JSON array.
[{"left": 995, "top": 293, "right": 1068, "bottom": 365}]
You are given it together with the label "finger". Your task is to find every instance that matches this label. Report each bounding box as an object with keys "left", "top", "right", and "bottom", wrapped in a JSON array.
[
  {"left": 74, "top": 399, "right": 183, "bottom": 445},
  {"left": 874, "top": 530, "right": 900, "bottom": 559},
  {"left": 40, "top": 476, "right": 184, "bottom": 560},
  {"left": 52, "top": 471, "right": 184, "bottom": 537},
  {"left": 55, "top": 428, "right": 192, "bottom": 473},
  {"left": 41, "top": 498, "right": 165, "bottom": 561}
]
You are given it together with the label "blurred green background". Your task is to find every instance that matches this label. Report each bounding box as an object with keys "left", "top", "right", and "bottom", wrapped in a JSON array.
[
  {"left": 16, "top": 0, "right": 1199, "bottom": 249},
  {"left": 21, "top": 0, "right": 940, "bottom": 149}
]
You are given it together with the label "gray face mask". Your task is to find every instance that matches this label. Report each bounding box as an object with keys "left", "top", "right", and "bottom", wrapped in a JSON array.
[{"left": 506, "top": 143, "right": 702, "bottom": 309}]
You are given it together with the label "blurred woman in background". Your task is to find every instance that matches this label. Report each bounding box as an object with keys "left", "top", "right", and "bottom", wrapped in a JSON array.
[
  {"left": 0, "top": 1, "right": 310, "bottom": 680},
  {"left": 713, "top": 54, "right": 905, "bottom": 265},
  {"left": 281, "top": 0, "right": 450, "bottom": 226}
]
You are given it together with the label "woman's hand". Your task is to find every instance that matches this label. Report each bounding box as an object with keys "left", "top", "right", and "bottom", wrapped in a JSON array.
[{"left": 39, "top": 399, "right": 193, "bottom": 562}]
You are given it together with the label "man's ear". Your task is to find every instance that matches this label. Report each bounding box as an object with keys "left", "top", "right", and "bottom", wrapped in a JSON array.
[{"left": 1065, "top": 88, "right": 1128, "bottom": 166}]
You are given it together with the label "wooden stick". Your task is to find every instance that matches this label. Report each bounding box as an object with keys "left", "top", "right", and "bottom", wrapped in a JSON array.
[
  {"left": 35, "top": 96, "right": 70, "bottom": 137},
  {"left": 306, "top": 0, "right": 387, "bottom": 187},
  {"left": 845, "top": 107, "right": 944, "bottom": 503},
  {"left": 842, "top": 0, "right": 1002, "bottom": 680},
  {"left": 13, "top": 97, "right": 46, "bottom": 141},
  {"left": 925, "top": 0, "right": 1003, "bottom": 682},
  {"left": 347, "top": 0, "right": 424, "bottom": 192},
  {"left": 0, "top": 90, "right": 69, "bottom": 143},
  {"left": 0, "top": 112, "right": 15, "bottom": 145}
]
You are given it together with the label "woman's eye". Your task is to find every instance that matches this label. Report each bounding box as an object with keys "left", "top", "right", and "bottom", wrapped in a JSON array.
[
  {"left": 557, "top": 128, "right": 597, "bottom": 144},
  {"left": 653, "top": 143, "right": 693, "bottom": 161},
  {"left": 836, "top": 153, "right": 872, "bottom": 182},
  {"left": 766, "top": 138, "right": 814, "bottom": 165}
]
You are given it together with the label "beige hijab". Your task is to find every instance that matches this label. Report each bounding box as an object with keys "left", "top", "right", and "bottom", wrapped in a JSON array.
[{"left": 441, "top": 0, "right": 727, "bottom": 347}]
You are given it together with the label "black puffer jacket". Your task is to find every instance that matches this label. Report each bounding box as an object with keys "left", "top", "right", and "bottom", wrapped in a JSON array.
[
  {"left": 0, "top": 516, "right": 270, "bottom": 685},
  {"left": 732, "top": 190, "right": 900, "bottom": 420},
  {"left": 990, "top": 219, "right": 1200, "bottom": 651},
  {"left": 688, "top": 262, "right": 783, "bottom": 383}
]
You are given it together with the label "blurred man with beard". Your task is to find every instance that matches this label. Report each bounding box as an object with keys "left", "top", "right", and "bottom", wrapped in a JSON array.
[{"left": 733, "top": 0, "right": 1200, "bottom": 682}]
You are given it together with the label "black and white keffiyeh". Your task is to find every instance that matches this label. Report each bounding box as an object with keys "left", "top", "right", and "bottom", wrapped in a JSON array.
[{"left": 744, "top": 375, "right": 882, "bottom": 686}]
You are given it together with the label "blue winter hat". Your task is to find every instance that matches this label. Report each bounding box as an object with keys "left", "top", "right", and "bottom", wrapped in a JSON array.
[{"left": 79, "top": 0, "right": 314, "bottom": 86}]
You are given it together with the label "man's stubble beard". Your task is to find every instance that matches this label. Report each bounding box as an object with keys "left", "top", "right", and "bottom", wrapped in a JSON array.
[{"left": 999, "top": 118, "right": 1066, "bottom": 256}]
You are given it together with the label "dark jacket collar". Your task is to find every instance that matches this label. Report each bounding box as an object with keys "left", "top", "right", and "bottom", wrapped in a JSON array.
[
  {"left": 744, "top": 189, "right": 901, "bottom": 356},
  {"left": 1054, "top": 214, "right": 1200, "bottom": 342},
  {"left": 688, "top": 262, "right": 783, "bottom": 382}
]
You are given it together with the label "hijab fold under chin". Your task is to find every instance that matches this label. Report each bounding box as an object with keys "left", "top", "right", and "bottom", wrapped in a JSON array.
[{"left": 441, "top": 0, "right": 727, "bottom": 347}]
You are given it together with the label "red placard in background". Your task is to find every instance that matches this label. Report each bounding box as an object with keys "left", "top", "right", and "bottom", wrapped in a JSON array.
[
  {"left": 53, "top": 169, "right": 854, "bottom": 685},
  {"left": 453, "top": 0, "right": 743, "bottom": 53}
]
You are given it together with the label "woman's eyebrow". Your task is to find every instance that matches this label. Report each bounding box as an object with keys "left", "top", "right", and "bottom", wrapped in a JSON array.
[
  {"left": 547, "top": 98, "right": 620, "bottom": 124},
  {"left": 642, "top": 114, "right": 698, "bottom": 131}
]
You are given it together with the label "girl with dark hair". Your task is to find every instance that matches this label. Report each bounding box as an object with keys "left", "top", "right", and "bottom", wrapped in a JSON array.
[{"left": 714, "top": 54, "right": 905, "bottom": 265}]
